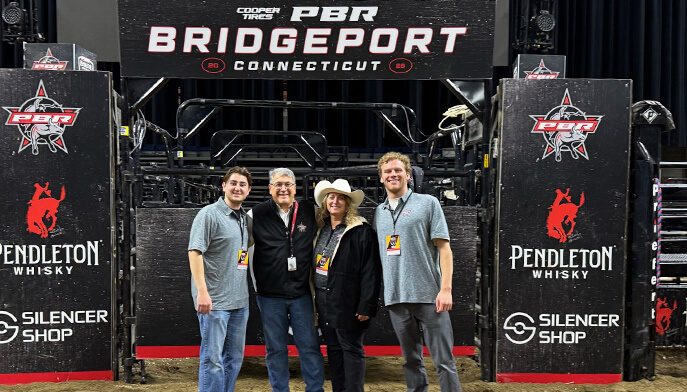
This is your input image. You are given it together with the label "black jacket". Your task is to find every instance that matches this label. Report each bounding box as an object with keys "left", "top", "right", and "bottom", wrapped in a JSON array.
[
  {"left": 251, "top": 199, "right": 317, "bottom": 298},
  {"left": 316, "top": 216, "right": 382, "bottom": 330}
]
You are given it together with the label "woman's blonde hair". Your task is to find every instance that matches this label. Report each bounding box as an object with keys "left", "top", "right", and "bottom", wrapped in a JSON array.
[{"left": 316, "top": 193, "right": 360, "bottom": 228}]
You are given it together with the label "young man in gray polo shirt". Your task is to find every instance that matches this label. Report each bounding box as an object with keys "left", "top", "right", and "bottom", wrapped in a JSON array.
[
  {"left": 188, "top": 166, "right": 252, "bottom": 392},
  {"left": 374, "top": 152, "right": 462, "bottom": 392}
]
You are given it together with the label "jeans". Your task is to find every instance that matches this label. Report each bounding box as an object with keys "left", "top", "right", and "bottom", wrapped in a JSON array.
[
  {"left": 197, "top": 307, "right": 249, "bottom": 392},
  {"left": 388, "top": 303, "right": 462, "bottom": 392},
  {"left": 316, "top": 289, "right": 366, "bottom": 392},
  {"left": 256, "top": 294, "right": 325, "bottom": 392}
]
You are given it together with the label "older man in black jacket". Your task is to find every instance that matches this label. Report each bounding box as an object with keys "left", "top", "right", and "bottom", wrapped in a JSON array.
[{"left": 250, "top": 167, "right": 324, "bottom": 392}]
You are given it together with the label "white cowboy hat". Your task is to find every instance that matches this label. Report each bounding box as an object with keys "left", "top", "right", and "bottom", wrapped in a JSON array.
[{"left": 314, "top": 179, "right": 365, "bottom": 208}]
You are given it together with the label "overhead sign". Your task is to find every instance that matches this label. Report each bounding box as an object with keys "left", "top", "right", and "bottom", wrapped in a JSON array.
[
  {"left": 0, "top": 70, "right": 113, "bottom": 383},
  {"left": 117, "top": 0, "right": 495, "bottom": 79},
  {"left": 495, "top": 79, "right": 632, "bottom": 383}
]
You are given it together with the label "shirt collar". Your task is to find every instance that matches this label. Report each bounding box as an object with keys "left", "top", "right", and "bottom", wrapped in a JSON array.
[
  {"left": 329, "top": 221, "right": 347, "bottom": 230},
  {"left": 217, "top": 197, "right": 245, "bottom": 218},
  {"left": 383, "top": 188, "right": 412, "bottom": 208},
  {"left": 269, "top": 198, "right": 294, "bottom": 215}
]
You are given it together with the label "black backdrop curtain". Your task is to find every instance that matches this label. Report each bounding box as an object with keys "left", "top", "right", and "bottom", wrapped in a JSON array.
[
  {"left": 552, "top": 0, "right": 686, "bottom": 146},
  {"left": 1, "top": 0, "right": 685, "bottom": 147}
]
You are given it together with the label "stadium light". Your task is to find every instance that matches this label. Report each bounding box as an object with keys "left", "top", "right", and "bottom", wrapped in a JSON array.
[{"left": 2, "top": 0, "right": 43, "bottom": 43}]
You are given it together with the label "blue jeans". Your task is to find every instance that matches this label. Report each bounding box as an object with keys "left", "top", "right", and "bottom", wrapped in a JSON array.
[
  {"left": 256, "top": 294, "right": 325, "bottom": 392},
  {"left": 197, "top": 307, "right": 249, "bottom": 392}
]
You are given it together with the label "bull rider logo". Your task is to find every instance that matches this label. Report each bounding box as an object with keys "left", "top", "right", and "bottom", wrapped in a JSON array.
[
  {"left": 546, "top": 188, "right": 584, "bottom": 243},
  {"left": 525, "top": 59, "right": 559, "bottom": 79},
  {"left": 31, "top": 48, "right": 69, "bottom": 70},
  {"left": 27, "top": 182, "right": 65, "bottom": 238},
  {"left": 655, "top": 297, "right": 677, "bottom": 336},
  {"left": 3, "top": 80, "right": 81, "bottom": 155},
  {"left": 530, "top": 89, "right": 603, "bottom": 162}
]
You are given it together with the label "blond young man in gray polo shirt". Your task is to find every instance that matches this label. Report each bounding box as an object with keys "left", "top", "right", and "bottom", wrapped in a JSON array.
[
  {"left": 373, "top": 152, "right": 462, "bottom": 392},
  {"left": 188, "top": 166, "right": 252, "bottom": 392}
]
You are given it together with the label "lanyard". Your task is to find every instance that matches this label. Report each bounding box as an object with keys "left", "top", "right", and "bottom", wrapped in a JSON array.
[
  {"left": 231, "top": 209, "right": 246, "bottom": 251},
  {"left": 388, "top": 190, "right": 413, "bottom": 234},
  {"left": 237, "top": 213, "right": 246, "bottom": 251},
  {"left": 289, "top": 201, "right": 299, "bottom": 257}
]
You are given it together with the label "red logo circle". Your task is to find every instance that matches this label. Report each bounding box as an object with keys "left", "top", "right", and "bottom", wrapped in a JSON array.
[
  {"left": 202, "top": 58, "right": 226, "bottom": 74},
  {"left": 389, "top": 58, "right": 413, "bottom": 74}
]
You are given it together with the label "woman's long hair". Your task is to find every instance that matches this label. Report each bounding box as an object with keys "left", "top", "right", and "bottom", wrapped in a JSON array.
[{"left": 316, "top": 193, "right": 360, "bottom": 228}]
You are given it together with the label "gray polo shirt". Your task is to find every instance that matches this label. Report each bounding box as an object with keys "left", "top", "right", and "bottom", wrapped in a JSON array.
[
  {"left": 188, "top": 198, "right": 249, "bottom": 310},
  {"left": 373, "top": 190, "right": 450, "bottom": 306}
]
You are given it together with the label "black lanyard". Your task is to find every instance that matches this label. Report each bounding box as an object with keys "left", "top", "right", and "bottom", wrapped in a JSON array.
[
  {"left": 288, "top": 201, "right": 299, "bottom": 257},
  {"left": 238, "top": 214, "right": 246, "bottom": 251},
  {"left": 232, "top": 209, "right": 246, "bottom": 251},
  {"left": 388, "top": 190, "right": 413, "bottom": 234}
]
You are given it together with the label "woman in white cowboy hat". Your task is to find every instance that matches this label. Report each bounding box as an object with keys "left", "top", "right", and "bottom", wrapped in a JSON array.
[{"left": 312, "top": 179, "right": 382, "bottom": 392}]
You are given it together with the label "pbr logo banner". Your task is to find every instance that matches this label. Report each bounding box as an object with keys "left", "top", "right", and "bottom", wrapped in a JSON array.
[
  {"left": 513, "top": 54, "right": 566, "bottom": 79},
  {"left": 23, "top": 43, "right": 98, "bottom": 71},
  {"left": 117, "top": 0, "right": 495, "bottom": 79},
  {"left": 495, "top": 79, "right": 631, "bottom": 382},
  {"left": 0, "top": 70, "right": 113, "bottom": 382}
]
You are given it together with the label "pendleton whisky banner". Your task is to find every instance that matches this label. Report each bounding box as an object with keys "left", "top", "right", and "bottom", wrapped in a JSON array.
[
  {"left": 0, "top": 69, "right": 113, "bottom": 382},
  {"left": 495, "top": 79, "right": 632, "bottom": 383}
]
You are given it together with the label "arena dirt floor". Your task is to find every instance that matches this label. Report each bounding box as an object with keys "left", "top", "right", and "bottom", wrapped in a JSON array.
[{"left": 1, "top": 348, "right": 686, "bottom": 391}]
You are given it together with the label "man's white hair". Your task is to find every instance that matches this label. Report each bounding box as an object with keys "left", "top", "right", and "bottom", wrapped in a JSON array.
[{"left": 269, "top": 168, "right": 296, "bottom": 184}]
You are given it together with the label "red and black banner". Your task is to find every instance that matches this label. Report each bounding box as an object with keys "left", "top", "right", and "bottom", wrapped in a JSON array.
[
  {"left": 513, "top": 54, "right": 566, "bottom": 79},
  {"left": 495, "top": 79, "right": 632, "bottom": 383},
  {"left": 0, "top": 70, "right": 113, "bottom": 383},
  {"left": 117, "top": 0, "right": 495, "bottom": 80},
  {"left": 654, "top": 286, "right": 687, "bottom": 346},
  {"left": 23, "top": 43, "right": 97, "bottom": 71}
]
